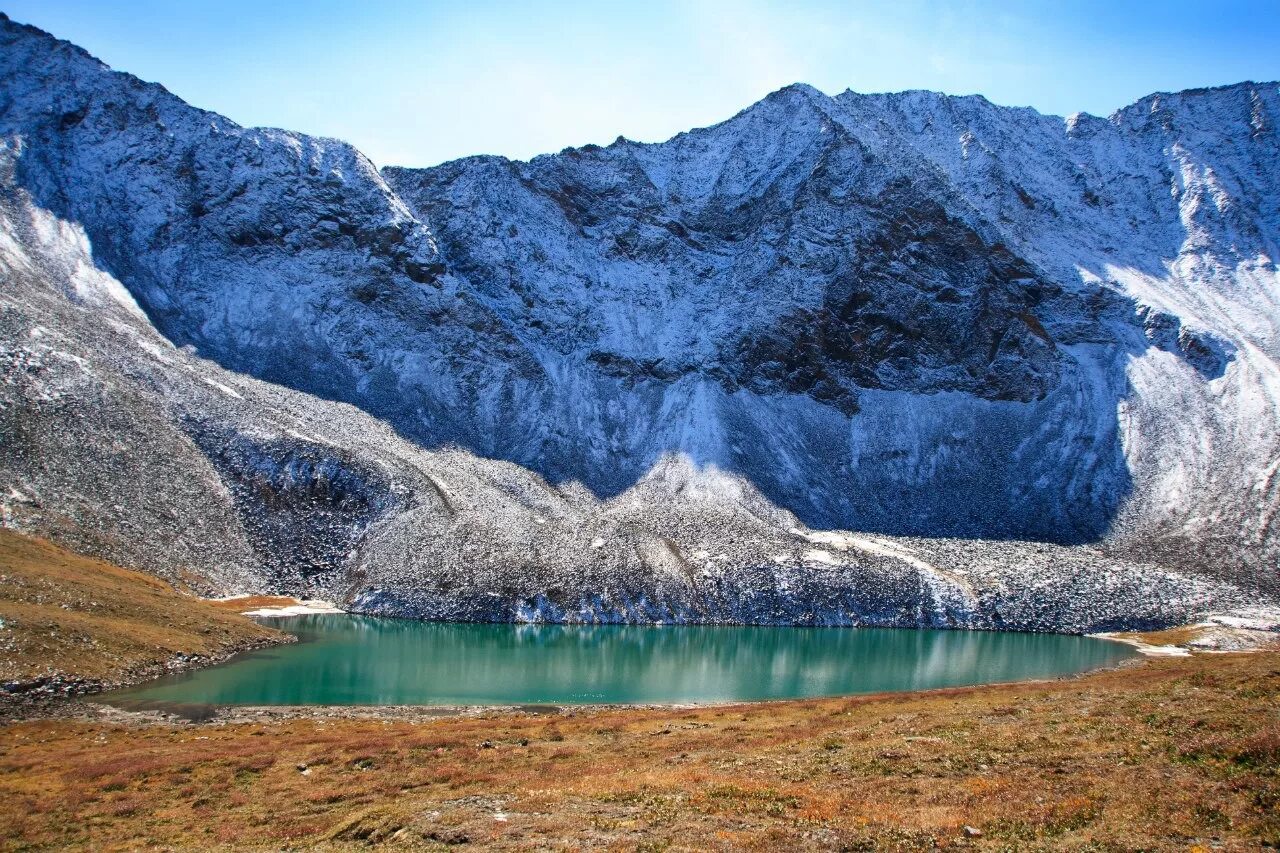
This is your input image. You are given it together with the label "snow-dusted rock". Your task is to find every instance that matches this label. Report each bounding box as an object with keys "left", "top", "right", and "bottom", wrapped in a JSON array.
[{"left": 0, "top": 14, "right": 1276, "bottom": 629}]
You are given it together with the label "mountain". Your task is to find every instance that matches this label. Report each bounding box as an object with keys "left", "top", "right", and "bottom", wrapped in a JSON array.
[{"left": 0, "top": 13, "right": 1276, "bottom": 630}]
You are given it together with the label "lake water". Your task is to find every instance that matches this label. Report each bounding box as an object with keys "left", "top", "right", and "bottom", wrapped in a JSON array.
[{"left": 108, "top": 614, "right": 1137, "bottom": 706}]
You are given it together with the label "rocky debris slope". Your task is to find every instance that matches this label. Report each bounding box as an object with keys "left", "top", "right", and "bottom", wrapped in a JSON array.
[{"left": 0, "top": 14, "right": 1276, "bottom": 627}]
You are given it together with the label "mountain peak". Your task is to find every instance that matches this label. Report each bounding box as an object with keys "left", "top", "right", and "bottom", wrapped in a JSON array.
[{"left": 1, "top": 17, "right": 1277, "bottom": 627}]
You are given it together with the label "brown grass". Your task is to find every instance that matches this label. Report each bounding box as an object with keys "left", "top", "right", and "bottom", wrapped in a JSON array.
[
  {"left": 0, "top": 650, "right": 1277, "bottom": 849},
  {"left": 1114, "top": 625, "right": 1208, "bottom": 646},
  {"left": 1111, "top": 624, "right": 1280, "bottom": 651},
  {"left": 0, "top": 530, "right": 282, "bottom": 685},
  {"left": 204, "top": 595, "right": 304, "bottom": 613}
]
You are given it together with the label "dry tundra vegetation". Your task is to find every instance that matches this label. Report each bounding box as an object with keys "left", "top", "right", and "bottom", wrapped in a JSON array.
[
  {"left": 0, "top": 532, "right": 1278, "bottom": 850},
  {"left": 0, "top": 530, "right": 284, "bottom": 689}
]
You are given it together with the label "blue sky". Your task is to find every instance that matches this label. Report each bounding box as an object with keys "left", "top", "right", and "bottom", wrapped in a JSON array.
[{"left": 7, "top": 0, "right": 1280, "bottom": 167}]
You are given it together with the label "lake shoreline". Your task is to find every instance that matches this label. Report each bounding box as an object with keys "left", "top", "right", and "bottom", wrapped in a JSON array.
[
  {"left": 30, "top": 644, "right": 1157, "bottom": 726},
  {"left": 11, "top": 610, "right": 1252, "bottom": 724},
  {"left": 103, "top": 613, "right": 1144, "bottom": 709},
  {"left": 9, "top": 651, "right": 1159, "bottom": 726},
  {"left": 4, "top": 537, "right": 1271, "bottom": 722}
]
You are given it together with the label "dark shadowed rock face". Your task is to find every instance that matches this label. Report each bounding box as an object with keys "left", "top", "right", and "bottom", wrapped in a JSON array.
[
  {"left": 732, "top": 188, "right": 1063, "bottom": 414},
  {"left": 0, "top": 14, "right": 1277, "bottom": 620},
  {"left": 187, "top": 428, "right": 402, "bottom": 586}
]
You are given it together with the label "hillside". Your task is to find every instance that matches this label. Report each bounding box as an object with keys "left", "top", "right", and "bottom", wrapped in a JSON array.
[{"left": 0, "top": 530, "right": 283, "bottom": 695}]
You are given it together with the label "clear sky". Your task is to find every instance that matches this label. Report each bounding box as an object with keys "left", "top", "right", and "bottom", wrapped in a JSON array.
[{"left": 6, "top": 0, "right": 1280, "bottom": 168}]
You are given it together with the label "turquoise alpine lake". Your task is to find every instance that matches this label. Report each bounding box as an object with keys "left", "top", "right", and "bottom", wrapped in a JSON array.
[{"left": 108, "top": 614, "right": 1138, "bottom": 706}]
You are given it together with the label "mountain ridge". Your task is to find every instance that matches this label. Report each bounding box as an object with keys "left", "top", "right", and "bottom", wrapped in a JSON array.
[{"left": 0, "top": 12, "right": 1276, "bottom": 628}]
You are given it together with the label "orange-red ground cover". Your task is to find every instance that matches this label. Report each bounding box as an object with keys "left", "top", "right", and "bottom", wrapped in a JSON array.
[
  {"left": 0, "top": 531, "right": 282, "bottom": 686},
  {"left": 2, "top": 650, "right": 1277, "bottom": 850}
]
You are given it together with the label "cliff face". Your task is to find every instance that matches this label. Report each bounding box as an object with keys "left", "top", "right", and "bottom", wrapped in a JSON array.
[
  {"left": 379, "top": 82, "right": 1278, "bottom": 569},
  {"left": 0, "top": 14, "right": 1276, "bottom": 625}
]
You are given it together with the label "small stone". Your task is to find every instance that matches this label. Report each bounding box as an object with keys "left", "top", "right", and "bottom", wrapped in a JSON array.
[{"left": 963, "top": 826, "right": 982, "bottom": 838}]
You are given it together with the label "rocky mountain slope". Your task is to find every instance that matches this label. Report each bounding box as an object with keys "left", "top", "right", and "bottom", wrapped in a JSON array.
[{"left": 0, "top": 13, "right": 1276, "bottom": 629}]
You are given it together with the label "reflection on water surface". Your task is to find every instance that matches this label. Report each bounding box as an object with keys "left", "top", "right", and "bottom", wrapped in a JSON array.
[{"left": 110, "top": 615, "right": 1136, "bottom": 706}]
